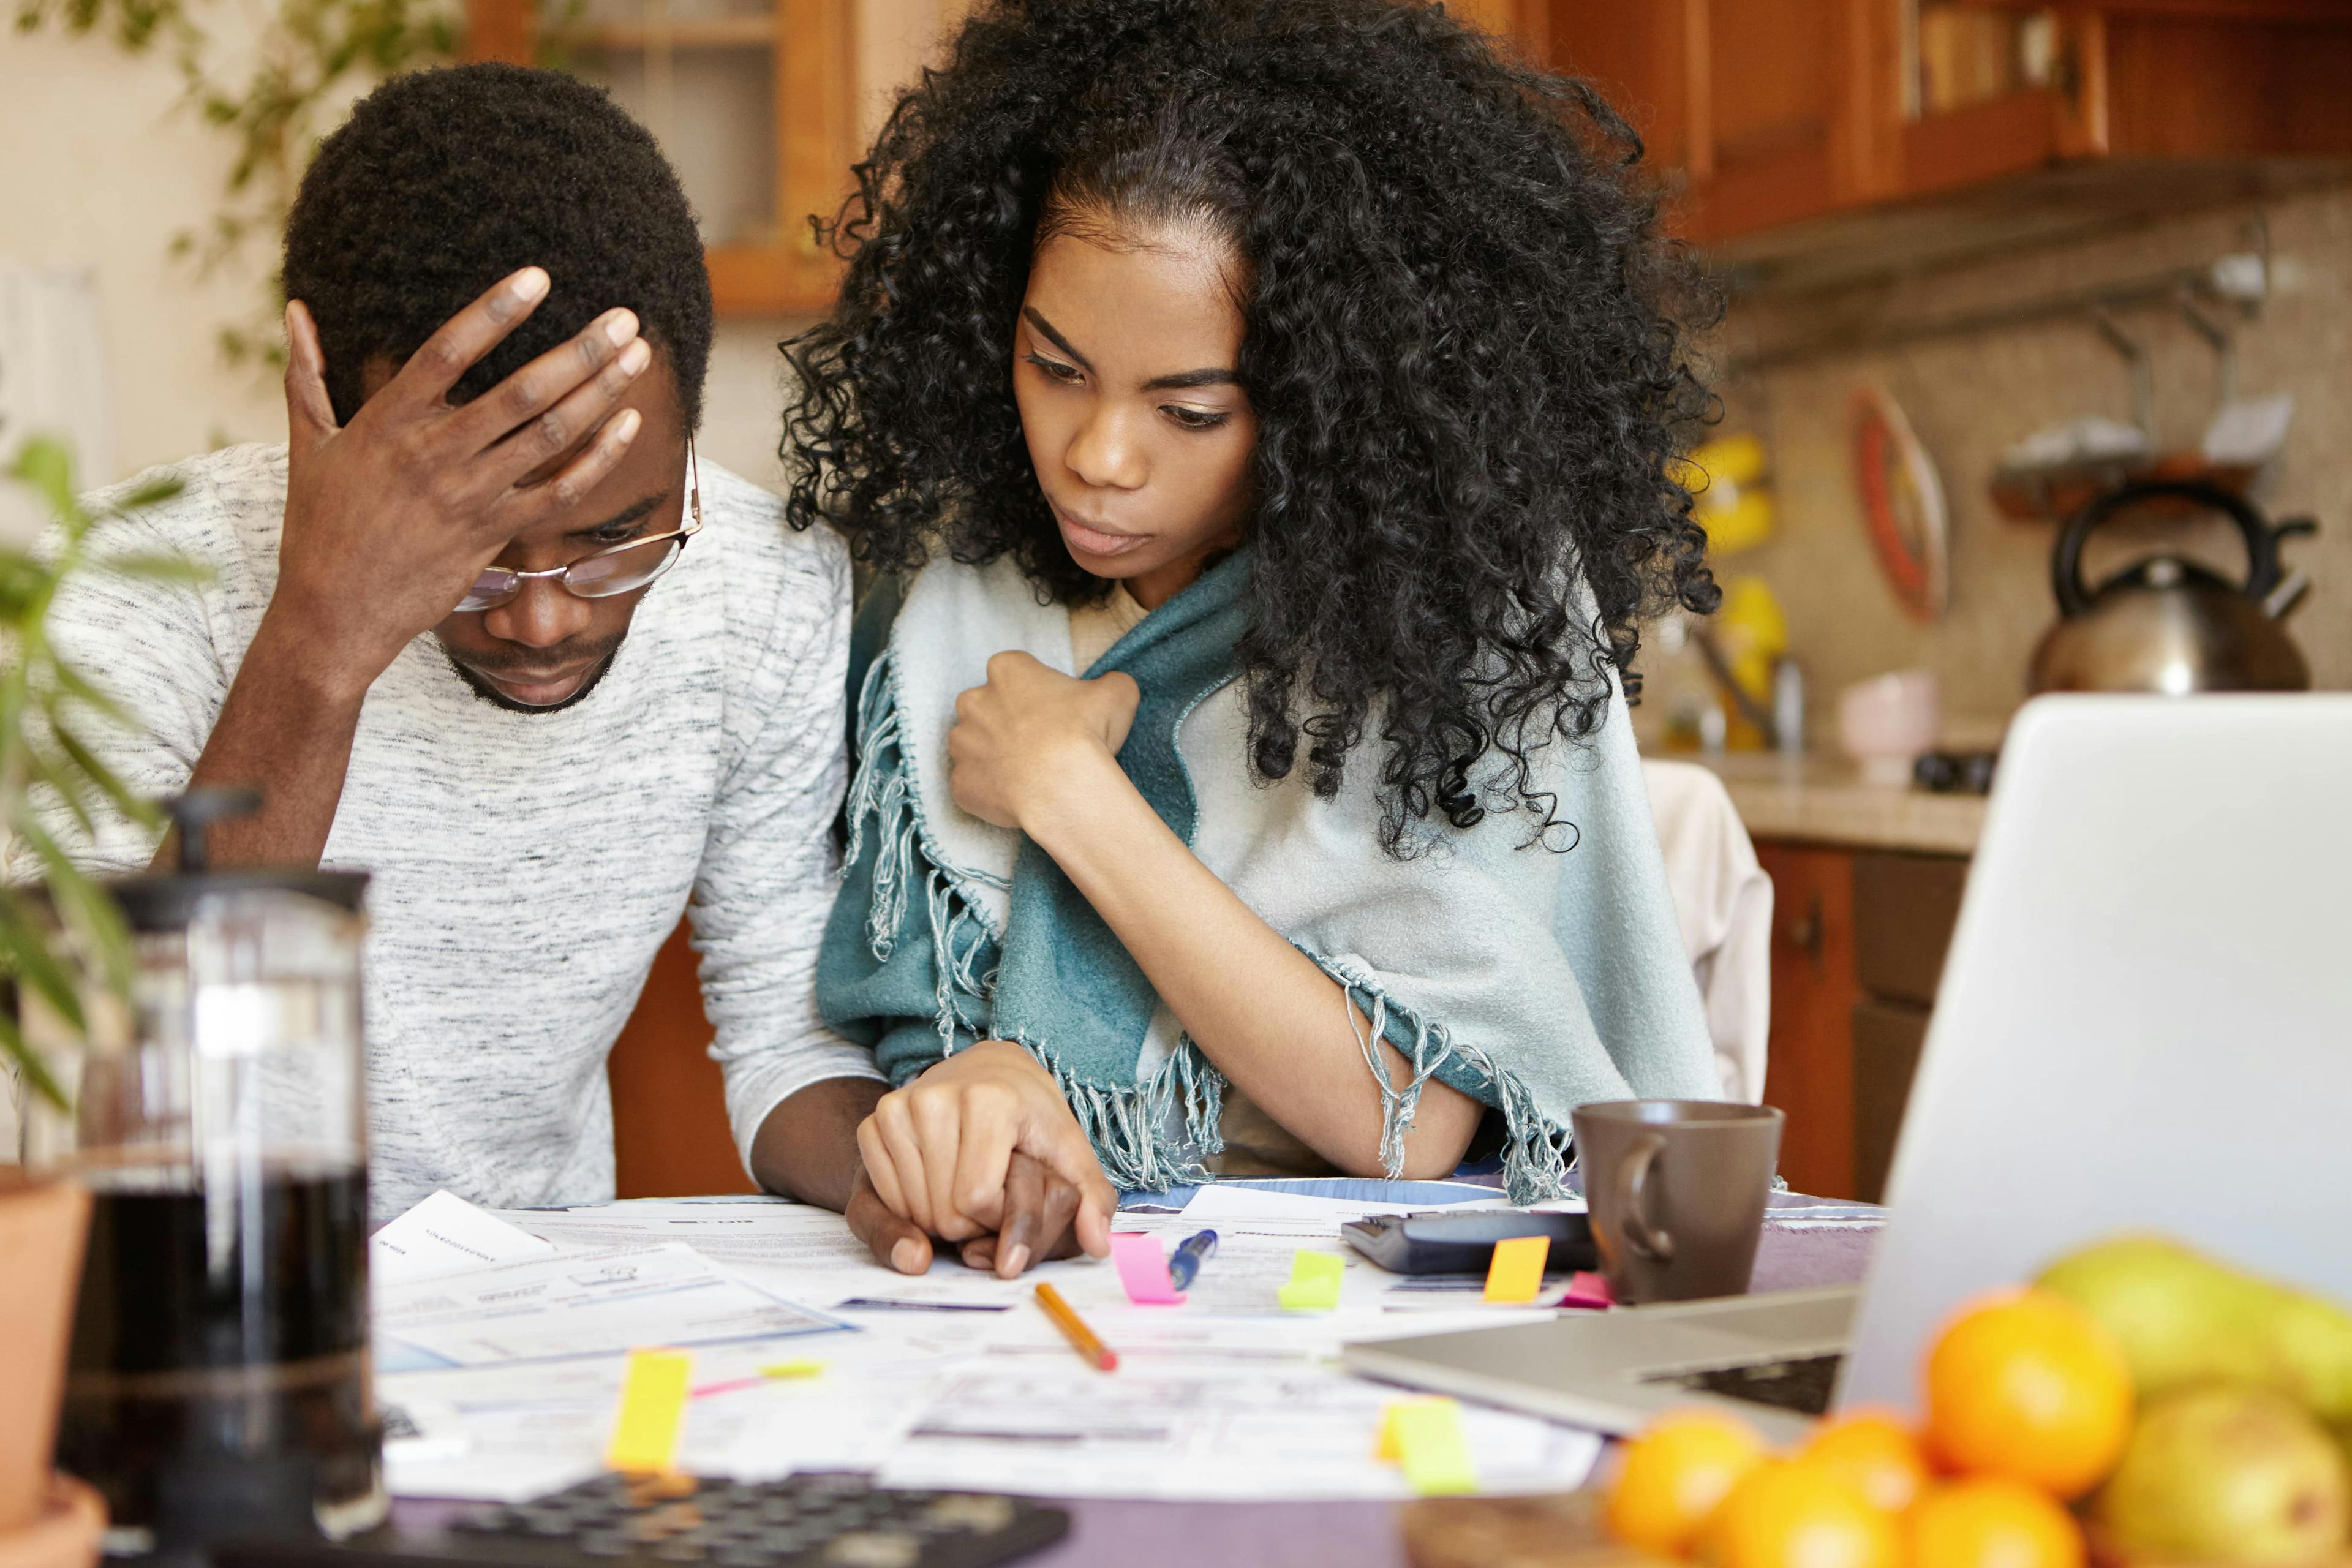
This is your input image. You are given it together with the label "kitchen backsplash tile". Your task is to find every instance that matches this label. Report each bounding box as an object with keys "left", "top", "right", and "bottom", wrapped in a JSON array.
[{"left": 1705, "top": 185, "right": 2351, "bottom": 720}]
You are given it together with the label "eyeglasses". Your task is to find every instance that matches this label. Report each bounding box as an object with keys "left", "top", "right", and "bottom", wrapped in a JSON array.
[{"left": 454, "top": 442, "right": 704, "bottom": 613}]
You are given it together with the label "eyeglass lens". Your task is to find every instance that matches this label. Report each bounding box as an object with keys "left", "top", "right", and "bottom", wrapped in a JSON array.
[
  {"left": 567, "top": 537, "right": 684, "bottom": 597},
  {"left": 454, "top": 536, "right": 685, "bottom": 613}
]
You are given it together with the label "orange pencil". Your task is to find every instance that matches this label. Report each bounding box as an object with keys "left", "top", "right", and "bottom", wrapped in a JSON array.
[{"left": 1035, "top": 1282, "right": 1118, "bottom": 1371}]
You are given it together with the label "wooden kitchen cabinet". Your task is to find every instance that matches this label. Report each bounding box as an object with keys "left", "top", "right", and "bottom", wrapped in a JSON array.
[
  {"left": 1540, "top": 0, "right": 1896, "bottom": 244},
  {"left": 1849, "top": 849, "right": 1967, "bottom": 1199},
  {"left": 1755, "top": 842, "right": 1862, "bottom": 1200},
  {"left": 606, "top": 920, "right": 756, "bottom": 1197},
  {"left": 1755, "top": 842, "right": 1969, "bottom": 1202},
  {"left": 464, "top": 0, "right": 858, "bottom": 315},
  {"left": 1542, "top": 0, "right": 2352, "bottom": 287}
]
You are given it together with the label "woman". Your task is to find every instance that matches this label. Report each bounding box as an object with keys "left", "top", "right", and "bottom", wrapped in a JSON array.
[{"left": 786, "top": 0, "right": 1724, "bottom": 1275}]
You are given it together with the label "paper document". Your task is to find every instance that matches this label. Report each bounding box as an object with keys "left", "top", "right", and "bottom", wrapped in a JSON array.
[
  {"left": 376, "top": 1243, "right": 848, "bottom": 1367},
  {"left": 499, "top": 1200, "right": 1041, "bottom": 1314},
  {"left": 876, "top": 1344, "right": 1599, "bottom": 1500},
  {"left": 371, "top": 1188, "right": 1613, "bottom": 1507},
  {"left": 496, "top": 1199, "right": 875, "bottom": 1270},
  {"left": 373, "top": 1190, "right": 557, "bottom": 1286},
  {"left": 1139, "top": 1176, "right": 1512, "bottom": 1213},
  {"left": 383, "top": 1336, "right": 891, "bottom": 1503},
  {"left": 1178, "top": 1183, "right": 1519, "bottom": 1226}
]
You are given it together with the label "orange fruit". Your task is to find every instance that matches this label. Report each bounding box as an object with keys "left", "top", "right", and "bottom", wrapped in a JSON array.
[
  {"left": 1800, "top": 1412, "right": 1931, "bottom": 1513},
  {"left": 1924, "top": 1289, "right": 2133, "bottom": 1498},
  {"left": 1607, "top": 1411, "right": 1770, "bottom": 1556},
  {"left": 1703, "top": 1459, "right": 1901, "bottom": 1568},
  {"left": 1909, "top": 1477, "right": 2086, "bottom": 1568}
]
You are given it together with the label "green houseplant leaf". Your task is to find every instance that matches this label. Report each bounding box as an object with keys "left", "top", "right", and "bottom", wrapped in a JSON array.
[{"left": 1, "top": 435, "right": 194, "bottom": 1105}]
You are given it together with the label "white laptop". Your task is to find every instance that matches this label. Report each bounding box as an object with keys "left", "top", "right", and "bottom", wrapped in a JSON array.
[{"left": 1344, "top": 694, "right": 2352, "bottom": 1444}]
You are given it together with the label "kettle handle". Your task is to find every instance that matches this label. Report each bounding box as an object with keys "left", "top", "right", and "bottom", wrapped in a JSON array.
[{"left": 2051, "top": 480, "right": 2288, "bottom": 618}]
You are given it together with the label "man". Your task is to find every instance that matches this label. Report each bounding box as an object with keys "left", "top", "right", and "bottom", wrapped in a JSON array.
[{"left": 31, "top": 63, "right": 897, "bottom": 1221}]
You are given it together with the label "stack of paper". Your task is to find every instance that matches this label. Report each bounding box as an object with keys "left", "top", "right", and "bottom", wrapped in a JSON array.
[{"left": 369, "top": 1182, "right": 1605, "bottom": 1506}]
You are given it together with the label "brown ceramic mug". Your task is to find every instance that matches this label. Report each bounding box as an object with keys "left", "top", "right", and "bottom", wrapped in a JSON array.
[{"left": 1570, "top": 1100, "right": 1785, "bottom": 1304}]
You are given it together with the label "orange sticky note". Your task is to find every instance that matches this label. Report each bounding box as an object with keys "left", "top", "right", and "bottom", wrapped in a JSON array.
[
  {"left": 606, "top": 1349, "right": 693, "bottom": 1474},
  {"left": 1483, "top": 1234, "right": 1550, "bottom": 1303}
]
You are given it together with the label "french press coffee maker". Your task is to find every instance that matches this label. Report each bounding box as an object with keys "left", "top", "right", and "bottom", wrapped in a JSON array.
[{"left": 24, "top": 791, "right": 381, "bottom": 1558}]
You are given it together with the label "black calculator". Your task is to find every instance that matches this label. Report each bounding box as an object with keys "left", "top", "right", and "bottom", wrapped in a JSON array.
[
  {"left": 215, "top": 1474, "right": 1069, "bottom": 1568},
  {"left": 1340, "top": 1208, "right": 1596, "bottom": 1275}
]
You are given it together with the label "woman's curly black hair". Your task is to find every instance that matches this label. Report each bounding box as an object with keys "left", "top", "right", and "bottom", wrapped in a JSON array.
[{"left": 783, "top": 0, "right": 1719, "bottom": 853}]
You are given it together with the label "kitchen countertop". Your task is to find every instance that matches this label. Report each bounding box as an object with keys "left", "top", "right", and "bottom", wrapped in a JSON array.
[{"left": 1683, "top": 750, "right": 1987, "bottom": 857}]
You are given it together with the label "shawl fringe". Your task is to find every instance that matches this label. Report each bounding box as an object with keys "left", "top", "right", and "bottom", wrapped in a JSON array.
[
  {"left": 1317, "top": 954, "right": 1575, "bottom": 1205},
  {"left": 995, "top": 1031, "right": 1227, "bottom": 1192},
  {"left": 844, "top": 650, "right": 1003, "bottom": 1046}
]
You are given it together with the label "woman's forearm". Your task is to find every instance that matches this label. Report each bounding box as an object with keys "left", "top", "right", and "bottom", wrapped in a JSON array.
[{"left": 1020, "top": 747, "right": 1482, "bottom": 1177}]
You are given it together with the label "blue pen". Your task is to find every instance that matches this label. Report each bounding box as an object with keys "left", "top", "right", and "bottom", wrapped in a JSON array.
[{"left": 1166, "top": 1229, "right": 1219, "bottom": 1292}]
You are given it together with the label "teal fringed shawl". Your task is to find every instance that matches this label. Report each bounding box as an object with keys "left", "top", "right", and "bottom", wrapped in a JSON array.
[{"left": 815, "top": 550, "right": 1719, "bottom": 1200}]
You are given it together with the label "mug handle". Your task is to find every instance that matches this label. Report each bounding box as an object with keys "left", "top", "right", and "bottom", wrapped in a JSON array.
[{"left": 1618, "top": 1134, "right": 1675, "bottom": 1261}]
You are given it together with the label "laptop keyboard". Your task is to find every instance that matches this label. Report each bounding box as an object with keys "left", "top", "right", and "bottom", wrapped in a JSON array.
[{"left": 1644, "top": 1352, "right": 1845, "bottom": 1416}]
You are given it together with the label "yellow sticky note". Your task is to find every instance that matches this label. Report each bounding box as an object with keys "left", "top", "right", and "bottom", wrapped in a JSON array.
[
  {"left": 758, "top": 1360, "right": 824, "bottom": 1380},
  {"left": 1277, "top": 1250, "right": 1344, "bottom": 1311},
  {"left": 606, "top": 1349, "right": 693, "bottom": 1475},
  {"left": 1393, "top": 1398, "right": 1478, "bottom": 1496},
  {"left": 1376, "top": 1397, "right": 1453, "bottom": 1461},
  {"left": 1483, "top": 1234, "right": 1550, "bottom": 1303}
]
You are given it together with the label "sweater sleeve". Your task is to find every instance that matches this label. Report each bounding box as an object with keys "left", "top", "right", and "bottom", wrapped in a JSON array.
[{"left": 692, "top": 524, "right": 885, "bottom": 1174}]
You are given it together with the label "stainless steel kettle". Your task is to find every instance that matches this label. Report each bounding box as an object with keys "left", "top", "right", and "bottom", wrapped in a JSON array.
[{"left": 2028, "top": 480, "right": 2315, "bottom": 695}]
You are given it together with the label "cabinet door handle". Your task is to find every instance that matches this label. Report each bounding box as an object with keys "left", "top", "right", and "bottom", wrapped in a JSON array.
[{"left": 1785, "top": 895, "right": 1825, "bottom": 960}]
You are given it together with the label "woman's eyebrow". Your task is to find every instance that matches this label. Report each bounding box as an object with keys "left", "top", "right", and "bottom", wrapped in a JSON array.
[
  {"left": 1143, "top": 366, "right": 1238, "bottom": 390},
  {"left": 1022, "top": 307, "right": 1092, "bottom": 371},
  {"left": 1024, "top": 306, "right": 1236, "bottom": 391}
]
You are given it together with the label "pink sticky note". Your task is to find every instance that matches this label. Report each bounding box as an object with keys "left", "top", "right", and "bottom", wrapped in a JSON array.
[
  {"left": 1110, "top": 1232, "right": 1187, "bottom": 1305},
  {"left": 1558, "top": 1270, "right": 1615, "bottom": 1310}
]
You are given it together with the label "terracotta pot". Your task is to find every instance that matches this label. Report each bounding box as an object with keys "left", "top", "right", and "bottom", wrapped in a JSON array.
[
  {"left": 0, "top": 1174, "right": 91, "bottom": 1536},
  {"left": 0, "top": 1478, "right": 102, "bottom": 1568}
]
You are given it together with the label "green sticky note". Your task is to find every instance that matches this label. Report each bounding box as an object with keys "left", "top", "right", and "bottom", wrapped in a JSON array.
[
  {"left": 1393, "top": 1398, "right": 1478, "bottom": 1496},
  {"left": 1277, "top": 1250, "right": 1344, "bottom": 1310},
  {"left": 758, "top": 1359, "right": 824, "bottom": 1380}
]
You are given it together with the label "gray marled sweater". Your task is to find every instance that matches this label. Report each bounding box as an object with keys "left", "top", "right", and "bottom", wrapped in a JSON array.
[{"left": 25, "top": 443, "right": 880, "bottom": 1218}]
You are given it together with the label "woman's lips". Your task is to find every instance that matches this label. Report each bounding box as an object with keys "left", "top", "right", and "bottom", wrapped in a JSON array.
[{"left": 1052, "top": 502, "right": 1150, "bottom": 559}]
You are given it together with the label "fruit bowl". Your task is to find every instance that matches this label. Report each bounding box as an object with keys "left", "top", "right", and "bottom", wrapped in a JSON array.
[
  {"left": 1396, "top": 1490, "right": 2352, "bottom": 1568},
  {"left": 1401, "top": 1487, "right": 1667, "bottom": 1568}
]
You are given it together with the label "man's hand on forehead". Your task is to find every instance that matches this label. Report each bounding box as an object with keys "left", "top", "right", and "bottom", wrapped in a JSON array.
[{"left": 271, "top": 266, "right": 654, "bottom": 699}]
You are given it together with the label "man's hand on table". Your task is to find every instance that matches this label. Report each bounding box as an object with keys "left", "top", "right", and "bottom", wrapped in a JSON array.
[
  {"left": 849, "top": 1152, "right": 1098, "bottom": 1279},
  {"left": 854, "top": 1040, "right": 1117, "bottom": 1257},
  {"left": 748, "top": 1078, "right": 1096, "bottom": 1276}
]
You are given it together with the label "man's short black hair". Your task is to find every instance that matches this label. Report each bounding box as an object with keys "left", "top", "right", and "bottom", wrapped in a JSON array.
[{"left": 285, "top": 62, "right": 713, "bottom": 430}]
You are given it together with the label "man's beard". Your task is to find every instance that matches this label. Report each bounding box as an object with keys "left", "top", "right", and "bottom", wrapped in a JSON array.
[{"left": 436, "top": 633, "right": 627, "bottom": 715}]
